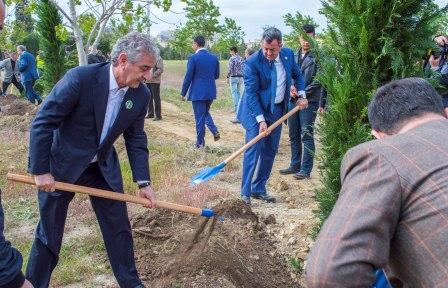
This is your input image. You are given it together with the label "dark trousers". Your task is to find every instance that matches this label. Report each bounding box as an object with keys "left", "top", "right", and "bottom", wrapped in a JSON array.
[
  {"left": 192, "top": 100, "right": 218, "bottom": 148},
  {"left": 287, "top": 101, "right": 319, "bottom": 175},
  {"left": 23, "top": 79, "right": 41, "bottom": 104},
  {"left": 26, "top": 163, "right": 142, "bottom": 288},
  {"left": 241, "top": 104, "right": 283, "bottom": 196},
  {"left": 2, "top": 77, "right": 24, "bottom": 95},
  {"left": 146, "top": 82, "right": 161, "bottom": 118}
]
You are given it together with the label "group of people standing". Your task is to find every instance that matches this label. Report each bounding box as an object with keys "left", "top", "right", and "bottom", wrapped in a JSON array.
[
  {"left": 0, "top": 0, "right": 446, "bottom": 281},
  {"left": 180, "top": 25, "right": 325, "bottom": 204},
  {"left": 0, "top": 45, "right": 42, "bottom": 105}
]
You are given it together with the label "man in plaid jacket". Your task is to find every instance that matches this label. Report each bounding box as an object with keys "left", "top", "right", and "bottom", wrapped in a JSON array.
[{"left": 307, "top": 78, "right": 448, "bottom": 287}]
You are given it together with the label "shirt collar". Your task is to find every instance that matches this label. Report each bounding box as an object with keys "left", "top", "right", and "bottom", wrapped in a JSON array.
[
  {"left": 196, "top": 47, "right": 207, "bottom": 54},
  {"left": 274, "top": 54, "right": 280, "bottom": 63},
  {"left": 109, "top": 64, "right": 129, "bottom": 94}
]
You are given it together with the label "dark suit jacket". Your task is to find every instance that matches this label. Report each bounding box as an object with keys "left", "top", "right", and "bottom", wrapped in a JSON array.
[
  {"left": 237, "top": 48, "right": 305, "bottom": 130},
  {"left": 18, "top": 51, "right": 39, "bottom": 82},
  {"left": 181, "top": 49, "right": 220, "bottom": 101},
  {"left": 0, "top": 192, "right": 24, "bottom": 287},
  {"left": 306, "top": 119, "right": 448, "bottom": 287},
  {"left": 28, "top": 63, "right": 151, "bottom": 192},
  {"left": 296, "top": 50, "right": 322, "bottom": 103}
]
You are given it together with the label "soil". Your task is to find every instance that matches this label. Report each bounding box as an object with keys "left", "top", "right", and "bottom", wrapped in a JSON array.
[
  {"left": 0, "top": 94, "right": 37, "bottom": 116},
  {"left": 132, "top": 199, "right": 301, "bottom": 288}
]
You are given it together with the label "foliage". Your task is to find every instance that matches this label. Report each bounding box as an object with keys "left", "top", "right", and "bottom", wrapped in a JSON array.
[
  {"left": 283, "top": 11, "right": 319, "bottom": 50},
  {"left": 312, "top": 0, "right": 448, "bottom": 237},
  {"left": 35, "top": 0, "right": 66, "bottom": 94},
  {"left": 170, "top": 0, "right": 222, "bottom": 54},
  {"left": 14, "top": 0, "right": 34, "bottom": 32},
  {"left": 21, "top": 32, "right": 40, "bottom": 56},
  {"left": 212, "top": 17, "right": 246, "bottom": 58}
]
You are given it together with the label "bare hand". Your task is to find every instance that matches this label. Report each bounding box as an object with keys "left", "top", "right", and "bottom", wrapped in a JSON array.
[
  {"left": 21, "top": 279, "right": 34, "bottom": 288},
  {"left": 444, "top": 107, "right": 448, "bottom": 119},
  {"left": 317, "top": 107, "right": 326, "bottom": 113},
  {"left": 290, "top": 85, "right": 298, "bottom": 98},
  {"left": 429, "top": 55, "right": 441, "bottom": 70},
  {"left": 296, "top": 98, "right": 308, "bottom": 109},
  {"left": 139, "top": 185, "right": 156, "bottom": 208},
  {"left": 259, "top": 121, "right": 270, "bottom": 136},
  {"left": 34, "top": 173, "right": 55, "bottom": 192},
  {"left": 434, "top": 35, "right": 448, "bottom": 47}
]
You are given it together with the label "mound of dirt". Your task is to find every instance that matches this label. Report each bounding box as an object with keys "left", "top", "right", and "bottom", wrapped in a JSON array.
[
  {"left": 132, "top": 199, "right": 300, "bottom": 288},
  {"left": 0, "top": 94, "right": 37, "bottom": 116}
]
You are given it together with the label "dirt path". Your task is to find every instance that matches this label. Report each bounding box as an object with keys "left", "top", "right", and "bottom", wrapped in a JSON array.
[{"left": 148, "top": 96, "right": 318, "bottom": 285}]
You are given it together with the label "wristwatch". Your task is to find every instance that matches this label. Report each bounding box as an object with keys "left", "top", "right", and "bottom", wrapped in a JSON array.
[{"left": 137, "top": 181, "right": 151, "bottom": 189}]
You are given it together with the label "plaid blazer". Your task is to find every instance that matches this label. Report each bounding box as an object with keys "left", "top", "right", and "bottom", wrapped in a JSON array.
[{"left": 306, "top": 119, "right": 448, "bottom": 287}]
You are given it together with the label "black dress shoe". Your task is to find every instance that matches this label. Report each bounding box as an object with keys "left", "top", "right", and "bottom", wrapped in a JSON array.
[
  {"left": 153, "top": 117, "right": 162, "bottom": 121},
  {"left": 241, "top": 195, "right": 251, "bottom": 205},
  {"left": 214, "top": 132, "right": 221, "bottom": 141},
  {"left": 279, "top": 167, "right": 298, "bottom": 175},
  {"left": 293, "top": 172, "right": 310, "bottom": 180},
  {"left": 252, "top": 193, "right": 276, "bottom": 203},
  {"left": 146, "top": 114, "right": 154, "bottom": 119}
]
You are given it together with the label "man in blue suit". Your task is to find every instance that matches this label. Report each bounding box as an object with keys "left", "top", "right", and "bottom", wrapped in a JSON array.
[
  {"left": 26, "top": 32, "right": 157, "bottom": 288},
  {"left": 181, "top": 36, "right": 220, "bottom": 148},
  {"left": 16, "top": 45, "right": 42, "bottom": 105},
  {"left": 237, "top": 28, "right": 307, "bottom": 205}
]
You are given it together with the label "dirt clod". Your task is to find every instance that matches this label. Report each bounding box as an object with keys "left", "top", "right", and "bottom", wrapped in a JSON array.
[{"left": 132, "top": 199, "right": 300, "bottom": 288}]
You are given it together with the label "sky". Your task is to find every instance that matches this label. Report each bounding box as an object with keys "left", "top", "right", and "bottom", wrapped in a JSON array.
[{"left": 150, "top": 0, "right": 448, "bottom": 41}]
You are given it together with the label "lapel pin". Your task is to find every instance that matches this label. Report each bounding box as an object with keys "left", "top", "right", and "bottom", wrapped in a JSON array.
[{"left": 125, "top": 100, "right": 133, "bottom": 110}]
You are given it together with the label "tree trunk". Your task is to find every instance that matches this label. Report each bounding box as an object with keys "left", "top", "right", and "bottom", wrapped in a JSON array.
[{"left": 68, "top": 0, "right": 87, "bottom": 65}]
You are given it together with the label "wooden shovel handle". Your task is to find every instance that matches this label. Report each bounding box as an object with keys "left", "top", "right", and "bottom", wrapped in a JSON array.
[
  {"left": 224, "top": 104, "right": 301, "bottom": 164},
  {"left": 6, "top": 173, "right": 203, "bottom": 216}
]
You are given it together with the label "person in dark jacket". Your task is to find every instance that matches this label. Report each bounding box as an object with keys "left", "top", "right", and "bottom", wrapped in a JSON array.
[
  {"left": 279, "top": 24, "right": 325, "bottom": 179},
  {"left": 0, "top": 190, "right": 33, "bottom": 288}
]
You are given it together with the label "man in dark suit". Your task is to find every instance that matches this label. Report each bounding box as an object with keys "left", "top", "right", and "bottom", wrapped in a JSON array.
[
  {"left": 237, "top": 28, "right": 306, "bottom": 205},
  {"left": 307, "top": 78, "right": 448, "bottom": 287},
  {"left": 181, "top": 35, "right": 220, "bottom": 148},
  {"left": 0, "top": 51, "right": 24, "bottom": 96},
  {"left": 280, "top": 24, "right": 325, "bottom": 179},
  {"left": 27, "top": 32, "right": 157, "bottom": 288},
  {"left": 16, "top": 45, "right": 41, "bottom": 105}
]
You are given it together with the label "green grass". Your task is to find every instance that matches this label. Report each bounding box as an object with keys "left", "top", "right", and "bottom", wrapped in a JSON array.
[
  {"left": 162, "top": 60, "right": 234, "bottom": 111},
  {"left": 3, "top": 197, "right": 38, "bottom": 228},
  {"left": 288, "top": 256, "right": 304, "bottom": 274},
  {"left": 52, "top": 230, "right": 109, "bottom": 286}
]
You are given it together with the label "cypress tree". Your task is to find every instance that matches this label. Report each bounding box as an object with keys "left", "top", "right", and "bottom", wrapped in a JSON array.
[
  {"left": 35, "top": 0, "right": 66, "bottom": 94},
  {"left": 313, "top": 0, "right": 447, "bottom": 236}
]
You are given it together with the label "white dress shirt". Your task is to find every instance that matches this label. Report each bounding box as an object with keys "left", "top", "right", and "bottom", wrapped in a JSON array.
[
  {"left": 256, "top": 55, "right": 286, "bottom": 123},
  {"left": 91, "top": 65, "right": 128, "bottom": 162},
  {"left": 196, "top": 47, "right": 207, "bottom": 53}
]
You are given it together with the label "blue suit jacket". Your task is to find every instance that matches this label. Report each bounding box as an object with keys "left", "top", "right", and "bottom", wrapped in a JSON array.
[
  {"left": 237, "top": 48, "right": 305, "bottom": 130},
  {"left": 18, "top": 51, "right": 39, "bottom": 82},
  {"left": 181, "top": 49, "right": 220, "bottom": 101},
  {"left": 28, "top": 63, "right": 151, "bottom": 192}
]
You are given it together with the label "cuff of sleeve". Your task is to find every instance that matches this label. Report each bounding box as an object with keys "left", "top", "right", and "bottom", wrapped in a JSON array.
[
  {"left": 298, "top": 90, "right": 306, "bottom": 97},
  {"left": 3, "top": 271, "right": 25, "bottom": 288},
  {"left": 256, "top": 115, "right": 265, "bottom": 123}
]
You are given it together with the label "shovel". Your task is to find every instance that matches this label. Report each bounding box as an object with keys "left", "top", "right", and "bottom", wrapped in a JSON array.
[
  {"left": 7, "top": 173, "right": 216, "bottom": 218},
  {"left": 191, "top": 104, "right": 302, "bottom": 185}
]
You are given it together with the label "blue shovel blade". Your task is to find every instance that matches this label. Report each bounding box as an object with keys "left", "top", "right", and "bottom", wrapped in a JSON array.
[
  {"left": 372, "top": 269, "right": 392, "bottom": 288},
  {"left": 191, "top": 162, "right": 226, "bottom": 185}
]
